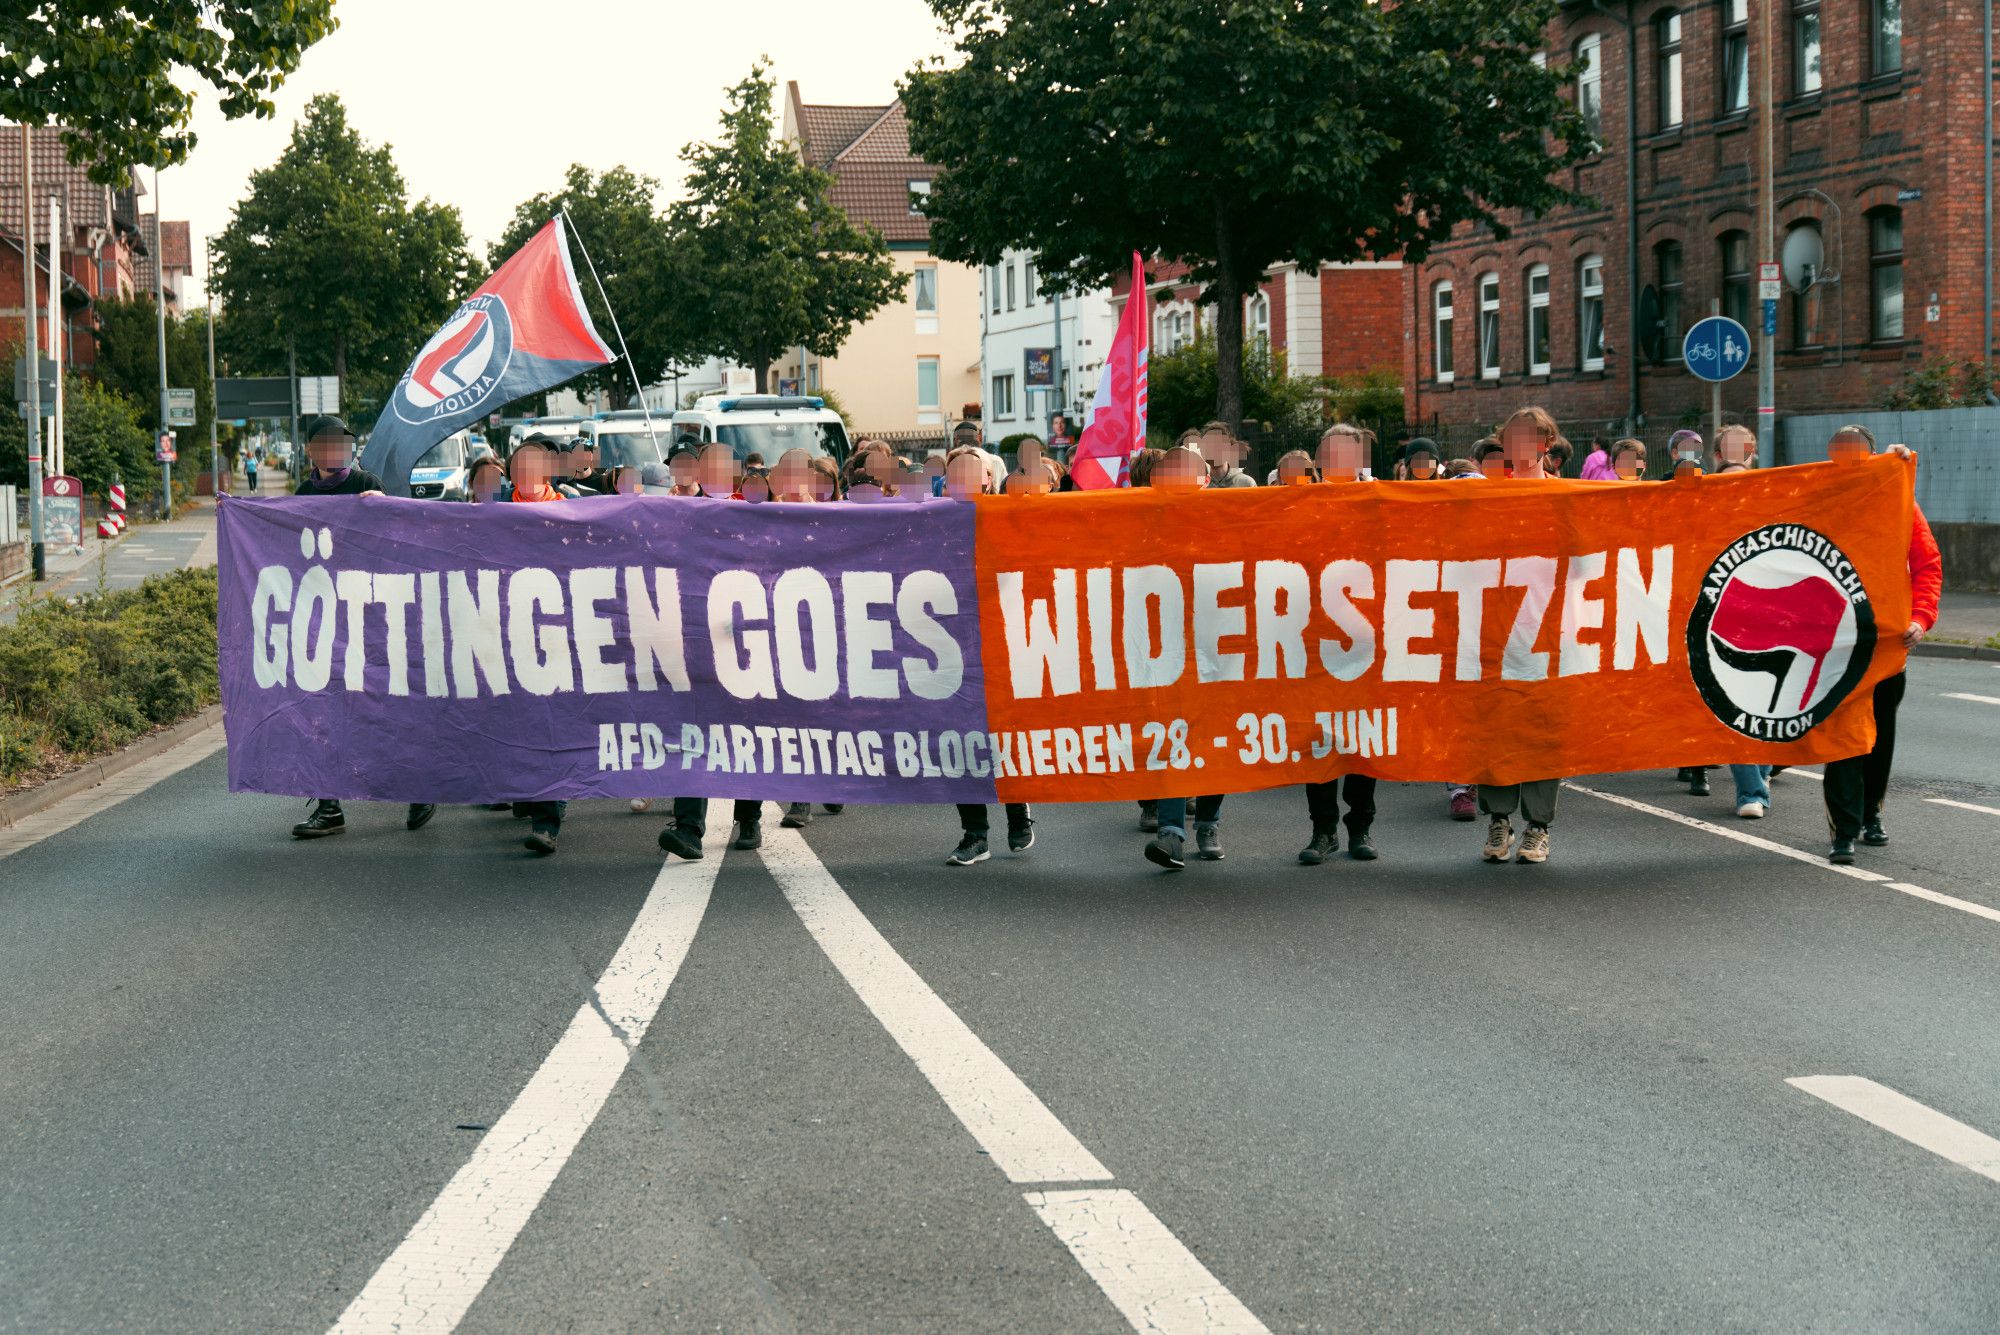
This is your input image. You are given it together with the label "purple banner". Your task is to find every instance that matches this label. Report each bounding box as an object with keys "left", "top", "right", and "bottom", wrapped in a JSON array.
[{"left": 218, "top": 495, "right": 994, "bottom": 805}]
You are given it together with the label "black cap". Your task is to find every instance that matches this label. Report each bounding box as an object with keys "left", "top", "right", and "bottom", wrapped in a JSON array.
[
  {"left": 305, "top": 414, "right": 354, "bottom": 442},
  {"left": 516, "top": 431, "right": 563, "bottom": 451}
]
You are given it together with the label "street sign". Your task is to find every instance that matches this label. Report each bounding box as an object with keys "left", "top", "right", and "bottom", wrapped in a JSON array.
[
  {"left": 298, "top": 375, "right": 340, "bottom": 414},
  {"left": 217, "top": 376, "right": 295, "bottom": 419},
  {"left": 1024, "top": 348, "right": 1055, "bottom": 388},
  {"left": 1682, "top": 315, "right": 1752, "bottom": 383},
  {"left": 13, "top": 355, "right": 57, "bottom": 407},
  {"left": 1763, "top": 300, "right": 1778, "bottom": 337},
  {"left": 167, "top": 387, "right": 197, "bottom": 426}
]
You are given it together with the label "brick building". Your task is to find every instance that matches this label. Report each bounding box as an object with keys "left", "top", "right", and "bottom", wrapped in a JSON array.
[
  {"left": 1405, "top": 0, "right": 1990, "bottom": 439},
  {"left": 133, "top": 216, "right": 194, "bottom": 315},
  {"left": 1118, "top": 258, "right": 1403, "bottom": 383}
]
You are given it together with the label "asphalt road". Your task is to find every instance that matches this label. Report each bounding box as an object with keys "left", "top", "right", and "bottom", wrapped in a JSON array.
[{"left": 4, "top": 657, "right": 1999, "bottom": 1333}]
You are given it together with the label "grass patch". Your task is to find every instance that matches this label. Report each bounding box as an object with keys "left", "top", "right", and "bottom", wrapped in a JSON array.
[{"left": 0, "top": 567, "right": 218, "bottom": 790}]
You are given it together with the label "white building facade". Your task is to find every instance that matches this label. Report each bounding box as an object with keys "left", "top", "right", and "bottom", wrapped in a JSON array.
[{"left": 978, "top": 247, "right": 1117, "bottom": 442}]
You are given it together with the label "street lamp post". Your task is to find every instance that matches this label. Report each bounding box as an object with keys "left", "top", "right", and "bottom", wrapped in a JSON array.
[
  {"left": 153, "top": 171, "right": 173, "bottom": 518},
  {"left": 22, "top": 124, "right": 45, "bottom": 580}
]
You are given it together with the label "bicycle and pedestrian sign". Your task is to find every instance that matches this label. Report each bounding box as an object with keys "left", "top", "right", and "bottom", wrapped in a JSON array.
[{"left": 1683, "top": 316, "right": 1751, "bottom": 383}]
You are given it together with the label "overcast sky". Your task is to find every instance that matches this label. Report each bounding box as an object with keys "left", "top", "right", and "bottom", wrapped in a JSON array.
[{"left": 171, "top": 0, "right": 955, "bottom": 295}]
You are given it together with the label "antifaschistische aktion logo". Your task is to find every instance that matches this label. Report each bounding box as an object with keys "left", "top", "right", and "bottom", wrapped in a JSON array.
[
  {"left": 391, "top": 293, "right": 515, "bottom": 427},
  {"left": 1687, "top": 523, "right": 1877, "bottom": 740}
]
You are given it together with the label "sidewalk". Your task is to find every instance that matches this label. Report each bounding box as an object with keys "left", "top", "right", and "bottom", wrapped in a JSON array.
[{"left": 1929, "top": 589, "right": 2000, "bottom": 650}]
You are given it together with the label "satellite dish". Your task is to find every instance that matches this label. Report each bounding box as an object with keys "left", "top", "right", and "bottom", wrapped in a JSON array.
[
  {"left": 1636, "top": 285, "right": 1663, "bottom": 364},
  {"left": 1782, "top": 226, "right": 1825, "bottom": 294}
]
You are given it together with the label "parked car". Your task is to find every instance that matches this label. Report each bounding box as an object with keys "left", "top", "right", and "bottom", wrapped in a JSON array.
[
  {"left": 670, "top": 395, "right": 850, "bottom": 465},
  {"left": 408, "top": 430, "right": 478, "bottom": 500}
]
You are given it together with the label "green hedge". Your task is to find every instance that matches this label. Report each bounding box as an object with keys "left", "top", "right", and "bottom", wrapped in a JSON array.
[{"left": 0, "top": 566, "right": 219, "bottom": 787}]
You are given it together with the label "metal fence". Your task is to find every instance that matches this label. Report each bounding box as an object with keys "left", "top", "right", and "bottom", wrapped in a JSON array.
[{"left": 1777, "top": 408, "right": 2000, "bottom": 525}]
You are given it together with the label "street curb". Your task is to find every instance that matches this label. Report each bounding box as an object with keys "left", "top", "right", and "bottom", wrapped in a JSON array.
[
  {"left": 0, "top": 704, "right": 224, "bottom": 831},
  {"left": 1914, "top": 641, "right": 2000, "bottom": 662}
]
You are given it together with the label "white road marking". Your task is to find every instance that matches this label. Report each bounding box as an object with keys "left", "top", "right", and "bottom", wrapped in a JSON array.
[
  {"left": 1927, "top": 797, "right": 2000, "bottom": 819},
  {"left": 759, "top": 821, "right": 1269, "bottom": 1334},
  {"left": 329, "top": 855, "right": 719, "bottom": 1335},
  {"left": 1942, "top": 692, "right": 2000, "bottom": 706},
  {"left": 1788, "top": 1076, "right": 2000, "bottom": 1185},
  {"left": 1778, "top": 767, "right": 1824, "bottom": 782},
  {"left": 0, "top": 729, "right": 225, "bottom": 859},
  {"left": 1568, "top": 784, "right": 2000, "bottom": 926},
  {"left": 1028, "top": 1189, "right": 1270, "bottom": 1335}
]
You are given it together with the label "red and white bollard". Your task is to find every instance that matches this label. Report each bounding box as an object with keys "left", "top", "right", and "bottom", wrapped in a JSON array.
[
  {"left": 97, "top": 517, "right": 119, "bottom": 539},
  {"left": 107, "top": 482, "right": 128, "bottom": 534}
]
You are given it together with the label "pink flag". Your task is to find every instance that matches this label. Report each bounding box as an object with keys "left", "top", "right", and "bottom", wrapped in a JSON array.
[{"left": 1071, "top": 253, "right": 1149, "bottom": 489}]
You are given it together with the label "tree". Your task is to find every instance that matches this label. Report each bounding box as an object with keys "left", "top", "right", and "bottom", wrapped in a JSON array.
[
  {"left": 492, "top": 166, "right": 672, "bottom": 410},
  {"left": 209, "top": 95, "right": 475, "bottom": 426},
  {"left": 1146, "top": 334, "right": 1325, "bottom": 441},
  {"left": 904, "top": 0, "right": 1593, "bottom": 426},
  {"left": 665, "top": 63, "right": 906, "bottom": 392},
  {"left": 0, "top": 2, "right": 336, "bottom": 178},
  {"left": 54, "top": 374, "right": 157, "bottom": 500},
  {"left": 89, "top": 298, "right": 217, "bottom": 473}
]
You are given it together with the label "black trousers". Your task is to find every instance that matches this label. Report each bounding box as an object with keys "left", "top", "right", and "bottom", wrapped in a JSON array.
[
  {"left": 1305, "top": 775, "right": 1377, "bottom": 834},
  {"left": 515, "top": 800, "right": 567, "bottom": 826},
  {"left": 672, "top": 797, "right": 763, "bottom": 837},
  {"left": 1824, "top": 671, "right": 1906, "bottom": 839},
  {"left": 957, "top": 803, "right": 1030, "bottom": 834}
]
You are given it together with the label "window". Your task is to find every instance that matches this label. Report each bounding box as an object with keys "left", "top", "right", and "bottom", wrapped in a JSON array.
[
  {"left": 1786, "top": 221, "right": 1824, "bottom": 347},
  {"left": 1793, "top": 0, "right": 1821, "bottom": 96},
  {"left": 991, "top": 373, "right": 1016, "bottom": 418},
  {"left": 912, "top": 264, "right": 938, "bottom": 314},
  {"left": 1247, "top": 291, "right": 1270, "bottom": 347},
  {"left": 989, "top": 264, "right": 1001, "bottom": 314},
  {"left": 1025, "top": 260, "right": 1038, "bottom": 304},
  {"left": 907, "top": 179, "right": 931, "bottom": 214},
  {"left": 1655, "top": 11, "right": 1683, "bottom": 129},
  {"left": 1433, "top": 280, "right": 1455, "bottom": 382},
  {"left": 1578, "top": 256, "right": 1605, "bottom": 371},
  {"left": 1656, "top": 240, "right": 1684, "bottom": 360},
  {"left": 1870, "top": 207, "right": 1904, "bottom": 340},
  {"left": 1004, "top": 262, "right": 1017, "bottom": 311},
  {"left": 1719, "top": 231, "right": 1751, "bottom": 328},
  {"left": 1575, "top": 34, "right": 1603, "bottom": 139},
  {"left": 1720, "top": 0, "right": 1749, "bottom": 113},
  {"left": 1872, "top": 0, "right": 1903, "bottom": 75},
  {"left": 1525, "top": 264, "right": 1551, "bottom": 375},
  {"left": 916, "top": 357, "right": 940, "bottom": 410},
  {"left": 1478, "top": 273, "right": 1501, "bottom": 379}
]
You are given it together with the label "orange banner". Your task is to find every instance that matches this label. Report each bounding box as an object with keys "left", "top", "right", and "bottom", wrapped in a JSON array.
[{"left": 976, "top": 455, "right": 1912, "bottom": 802}]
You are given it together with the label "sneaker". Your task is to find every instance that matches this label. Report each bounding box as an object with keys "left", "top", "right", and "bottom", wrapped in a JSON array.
[
  {"left": 629, "top": 798, "right": 653, "bottom": 813},
  {"left": 1735, "top": 801, "right": 1766, "bottom": 819},
  {"left": 1515, "top": 823, "right": 1550, "bottom": 864},
  {"left": 1007, "top": 820, "right": 1035, "bottom": 853},
  {"left": 1347, "top": 828, "right": 1378, "bottom": 861},
  {"left": 822, "top": 804, "right": 845, "bottom": 814},
  {"left": 781, "top": 802, "right": 813, "bottom": 828},
  {"left": 947, "top": 833, "right": 990, "bottom": 865},
  {"left": 1448, "top": 790, "right": 1477, "bottom": 822},
  {"left": 1145, "top": 831, "right": 1186, "bottom": 870},
  {"left": 657, "top": 825, "right": 704, "bottom": 861},
  {"left": 291, "top": 801, "right": 345, "bottom": 839},
  {"left": 1829, "top": 837, "right": 1857, "bottom": 865},
  {"left": 1298, "top": 830, "right": 1338, "bottom": 865},
  {"left": 1195, "top": 826, "right": 1224, "bottom": 860},
  {"left": 731, "top": 821, "right": 763, "bottom": 851},
  {"left": 406, "top": 803, "right": 437, "bottom": 831},
  {"left": 1481, "top": 815, "right": 1513, "bottom": 862},
  {"left": 523, "top": 821, "right": 560, "bottom": 855},
  {"left": 1861, "top": 819, "right": 1889, "bottom": 847},
  {"left": 1688, "top": 771, "right": 1710, "bottom": 797},
  {"left": 1138, "top": 803, "right": 1159, "bottom": 834}
]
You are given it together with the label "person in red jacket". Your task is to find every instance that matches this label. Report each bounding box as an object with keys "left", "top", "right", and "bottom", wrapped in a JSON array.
[{"left": 1821, "top": 425, "right": 1943, "bottom": 864}]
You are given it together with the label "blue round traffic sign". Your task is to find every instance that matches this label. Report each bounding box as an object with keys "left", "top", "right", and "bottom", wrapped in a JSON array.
[{"left": 1683, "top": 316, "right": 1752, "bottom": 382}]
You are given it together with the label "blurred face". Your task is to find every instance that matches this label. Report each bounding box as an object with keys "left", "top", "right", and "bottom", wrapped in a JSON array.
[
  {"left": 1154, "top": 447, "right": 1207, "bottom": 492},
  {"left": 669, "top": 454, "right": 699, "bottom": 493},
  {"left": 945, "top": 453, "right": 987, "bottom": 501},
  {"left": 1017, "top": 438, "right": 1044, "bottom": 472},
  {"left": 739, "top": 473, "right": 771, "bottom": 503},
  {"left": 1316, "top": 435, "right": 1365, "bottom": 482},
  {"left": 471, "top": 466, "right": 506, "bottom": 503},
  {"left": 772, "top": 452, "right": 815, "bottom": 502},
  {"left": 1613, "top": 449, "right": 1644, "bottom": 480},
  {"left": 1501, "top": 422, "right": 1547, "bottom": 477},
  {"left": 923, "top": 454, "right": 945, "bottom": 480},
  {"left": 1716, "top": 429, "right": 1755, "bottom": 465},
  {"left": 613, "top": 467, "right": 643, "bottom": 496},
  {"left": 698, "top": 444, "right": 740, "bottom": 496},
  {"left": 1406, "top": 453, "right": 1438, "bottom": 480},
  {"left": 308, "top": 433, "right": 352, "bottom": 473},
  {"left": 1829, "top": 431, "right": 1871, "bottom": 463},
  {"left": 511, "top": 445, "right": 555, "bottom": 491},
  {"left": 1674, "top": 457, "right": 1701, "bottom": 480},
  {"left": 1002, "top": 462, "right": 1054, "bottom": 496},
  {"left": 1198, "top": 429, "right": 1242, "bottom": 476},
  {"left": 1277, "top": 454, "right": 1316, "bottom": 486},
  {"left": 573, "top": 445, "right": 597, "bottom": 474},
  {"left": 896, "top": 461, "right": 928, "bottom": 501},
  {"left": 1479, "top": 451, "right": 1508, "bottom": 479},
  {"left": 862, "top": 452, "right": 897, "bottom": 491}
]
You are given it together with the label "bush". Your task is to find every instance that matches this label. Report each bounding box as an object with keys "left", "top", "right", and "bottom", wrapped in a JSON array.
[
  {"left": 1880, "top": 356, "right": 1997, "bottom": 411},
  {"left": 0, "top": 566, "right": 219, "bottom": 788},
  {"left": 1145, "top": 333, "right": 1328, "bottom": 443}
]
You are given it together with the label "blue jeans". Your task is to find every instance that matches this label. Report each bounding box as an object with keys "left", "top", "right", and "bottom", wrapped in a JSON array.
[
  {"left": 1730, "top": 764, "right": 1771, "bottom": 806},
  {"left": 1157, "top": 795, "right": 1224, "bottom": 839}
]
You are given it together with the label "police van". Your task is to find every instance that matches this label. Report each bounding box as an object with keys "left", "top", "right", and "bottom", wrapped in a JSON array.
[
  {"left": 669, "top": 395, "right": 850, "bottom": 465},
  {"left": 407, "top": 429, "right": 480, "bottom": 500}
]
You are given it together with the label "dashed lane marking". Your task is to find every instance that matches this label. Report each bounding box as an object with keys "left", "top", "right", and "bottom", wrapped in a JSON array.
[
  {"left": 759, "top": 819, "right": 1269, "bottom": 1334},
  {"left": 1941, "top": 692, "right": 2000, "bottom": 706},
  {"left": 1789, "top": 1076, "right": 2000, "bottom": 1186},
  {"left": 329, "top": 854, "right": 719, "bottom": 1335},
  {"left": 1926, "top": 797, "right": 2000, "bottom": 819}
]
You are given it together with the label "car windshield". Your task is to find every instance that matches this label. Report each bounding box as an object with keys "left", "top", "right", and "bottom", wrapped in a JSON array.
[
  {"left": 595, "top": 428, "right": 668, "bottom": 468},
  {"left": 715, "top": 419, "right": 850, "bottom": 461},
  {"left": 415, "top": 436, "right": 465, "bottom": 469}
]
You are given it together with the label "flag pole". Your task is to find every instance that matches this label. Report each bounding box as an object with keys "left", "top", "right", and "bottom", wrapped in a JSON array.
[{"left": 558, "top": 207, "right": 659, "bottom": 440}]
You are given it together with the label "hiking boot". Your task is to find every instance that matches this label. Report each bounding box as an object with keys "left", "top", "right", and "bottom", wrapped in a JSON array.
[
  {"left": 1448, "top": 790, "right": 1477, "bottom": 821},
  {"left": 291, "top": 801, "right": 345, "bottom": 839},
  {"left": 781, "top": 802, "right": 813, "bottom": 828},
  {"left": 731, "top": 820, "right": 763, "bottom": 851},
  {"left": 1298, "top": 829, "right": 1338, "bottom": 865},
  {"left": 1481, "top": 815, "right": 1513, "bottom": 863},
  {"left": 523, "top": 821, "right": 560, "bottom": 855},
  {"left": 1829, "top": 837, "right": 1857, "bottom": 865},
  {"left": 1675, "top": 767, "right": 1695, "bottom": 783},
  {"left": 1861, "top": 818, "right": 1889, "bottom": 847},
  {"left": 1516, "top": 823, "right": 1551, "bottom": 864},
  {"left": 1138, "top": 802, "right": 1159, "bottom": 833},
  {"left": 1007, "top": 819, "right": 1035, "bottom": 853},
  {"left": 1145, "top": 831, "right": 1186, "bottom": 870},
  {"left": 1688, "top": 771, "right": 1710, "bottom": 797},
  {"left": 406, "top": 803, "right": 437, "bottom": 831},
  {"left": 1736, "top": 801, "right": 1766, "bottom": 819},
  {"left": 1195, "top": 826, "right": 1224, "bottom": 860},
  {"left": 657, "top": 825, "right": 704, "bottom": 860},
  {"left": 1347, "top": 828, "right": 1378, "bottom": 861},
  {"left": 947, "top": 832, "right": 990, "bottom": 865}
]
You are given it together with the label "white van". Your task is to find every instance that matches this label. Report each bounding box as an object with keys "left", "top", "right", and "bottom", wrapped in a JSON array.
[
  {"left": 586, "top": 410, "right": 673, "bottom": 468},
  {"left": 669, "top": 395, "right": 850, "bottom": 464}
]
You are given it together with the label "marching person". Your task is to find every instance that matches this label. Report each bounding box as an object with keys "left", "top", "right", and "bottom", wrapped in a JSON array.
[
  {"left": 287, "top": 417, "right": 438, "bottom": 840},
  {"left": 504, "top": 435, "right": 570, "bottom": 854},
  {"left": 1821, "top": 425, "right": 1942, "bottom": 864},
  {"left": 1300, "top": 426, "right": 1380, "bottom": 862}
]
